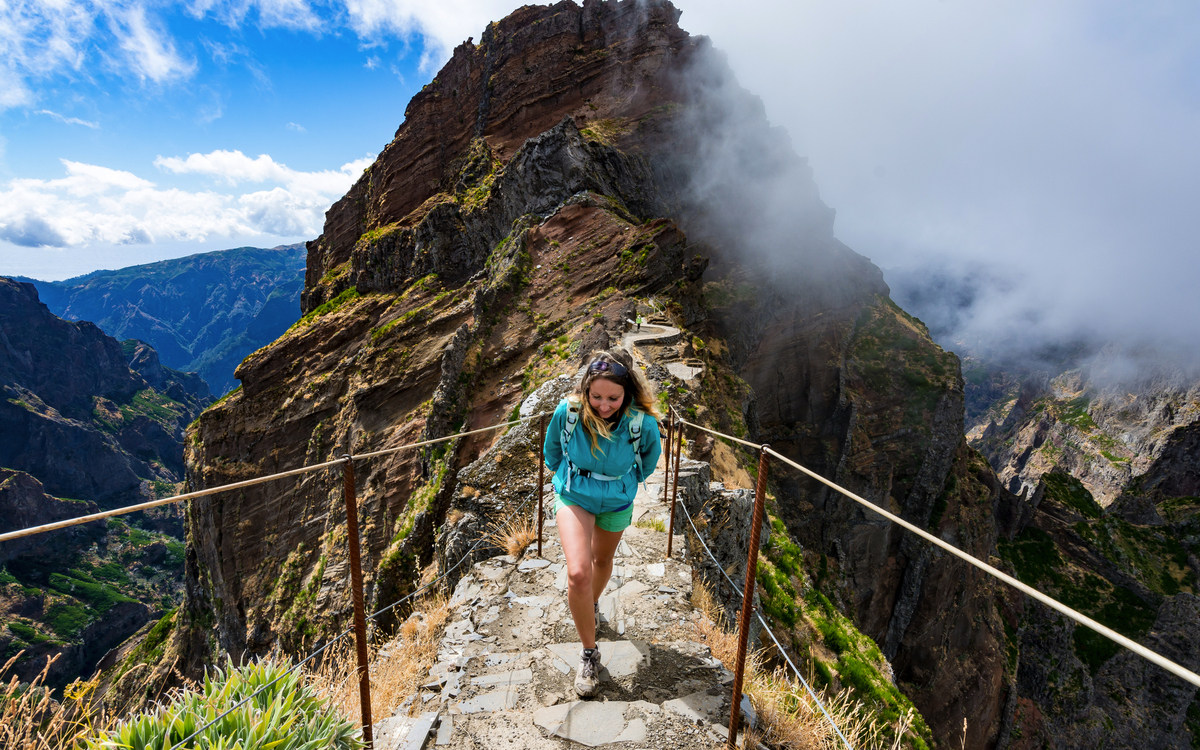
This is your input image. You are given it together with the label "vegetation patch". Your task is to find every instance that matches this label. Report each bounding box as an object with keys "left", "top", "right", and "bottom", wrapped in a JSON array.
[
  {"left": 998, "top": 527, "right": 1063, "bottom": 586},
  {"left": 1059, "top": 396, "right": 1097, "bottom": 431},
  {"left": 359, "top": 223, "right": 402, "bottom": 245},
  {"left": 579, "top": 118, "right": 627, "bottom": 146},
  {"left": 1041, "top": 473, "right": 1103, "bottom": 519},
  {"left": 290, "top": 287, "right": 361, "bottom": 332},
  {"left": 81, "top": 660, "right": 362, "bottom": 749}
]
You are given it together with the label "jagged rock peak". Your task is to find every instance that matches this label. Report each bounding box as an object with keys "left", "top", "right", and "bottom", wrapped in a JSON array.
[{"left": 303, "top": 0, "right": 699, "bottom": 310}]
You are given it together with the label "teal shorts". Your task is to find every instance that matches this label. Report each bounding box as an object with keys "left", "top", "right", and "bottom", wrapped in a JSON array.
[{"left": 554, "top": 494, "right": 633, "bottom": 533}]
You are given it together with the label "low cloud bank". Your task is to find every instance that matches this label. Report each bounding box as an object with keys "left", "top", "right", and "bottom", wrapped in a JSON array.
[{"left": 0, "top": 152, "right": 371, "bottom": 256}]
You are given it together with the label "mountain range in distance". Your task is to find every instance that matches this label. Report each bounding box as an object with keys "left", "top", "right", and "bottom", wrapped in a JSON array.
[{"left": 14, "top": 243, "right": 307, "bottom": 396}]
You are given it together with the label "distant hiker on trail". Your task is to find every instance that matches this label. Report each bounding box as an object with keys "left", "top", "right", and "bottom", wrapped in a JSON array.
[
  {"left": 543, "top": 348, "right": 663, "bottom": 698},
  {"left": 635, "top": 315, "right": 644, "bottom": 332}
]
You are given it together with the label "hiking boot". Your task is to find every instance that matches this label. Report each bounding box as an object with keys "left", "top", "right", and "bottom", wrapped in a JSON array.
[{"left": 575, "top": 647, "right": 601, "bottom": 698}]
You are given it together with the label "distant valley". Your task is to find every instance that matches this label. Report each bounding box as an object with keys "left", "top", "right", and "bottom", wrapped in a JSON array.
[{"left": 18, "top": 243, "right": 306, "bottom": 396}]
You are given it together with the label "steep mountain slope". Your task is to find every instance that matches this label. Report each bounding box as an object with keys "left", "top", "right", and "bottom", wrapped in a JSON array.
[
  {"left": 162, "top": 2, "right": 1181, "bottom": 747},
  {"left": 22, "top": 244, "right": 305, "bottom": 395},
  {"left": 950, "top": 351, "right": 1200, "bottom": 747},
  {"left": 0, "top": 277, "right": 209, "bottom": 687}
]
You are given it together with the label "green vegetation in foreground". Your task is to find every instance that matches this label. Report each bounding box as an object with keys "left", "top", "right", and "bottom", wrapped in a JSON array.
[
  {"left": 806, "top": 588, "right": 932, "bottom": 748},
  {"left": 752, "top": 513, "right": 931, "bottom": 748},
  {"left": 82, "top": 660, "right": 362, "bottom": 750}
]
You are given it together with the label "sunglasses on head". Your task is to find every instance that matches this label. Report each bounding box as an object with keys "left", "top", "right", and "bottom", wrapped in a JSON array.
[{"left": 588, "top": 360, "right": 629, "bottom": 378}]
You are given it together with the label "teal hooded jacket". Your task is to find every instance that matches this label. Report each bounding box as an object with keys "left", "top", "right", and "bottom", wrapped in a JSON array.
[{"left": 542, "top": 398, "right": 663, "bottom": 516}]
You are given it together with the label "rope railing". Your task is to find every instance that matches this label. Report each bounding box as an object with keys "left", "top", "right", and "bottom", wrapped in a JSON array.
[
  {"left": 0, "top": 414, "right": 547, "bottom": 545},
  {"left": 0, "top": 408, "right": 551, "bottom": 749},
  {"left": 167, "top": 485, "right": 543, "bottom": 750},
  {"left": 669, "top": 410, "right": 1200, "bottom": 691}
]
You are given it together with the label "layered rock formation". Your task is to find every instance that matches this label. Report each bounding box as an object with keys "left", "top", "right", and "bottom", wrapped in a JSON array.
[
  {"left": 24, "top": 243, "right": 305, "bottom": 395},
  {"left": 170, "top": 2, "right": 1159, "bottom": 747},
  {"left": 0, "top": 277, "right": 208, "bottom": 687}
]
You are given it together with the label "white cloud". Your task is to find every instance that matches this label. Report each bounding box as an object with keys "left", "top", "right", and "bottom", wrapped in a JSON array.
[
  {"left": 364, "top": 55, "right": 380, "bottom": 70},
  {"left": 0, "top": 151, "right": 370, "bottom": 251},
  {"left": 37, "top": 109, "right": 100, "bottom": 128},
  {"left": 286, "top": 121, "right": 305, "bottom": 132},
  {"left": 0, "top": 0, "right": 511, "bottom": 109},
  {"left": 111, "top": 4, "right": 196, "bottom": 83}
]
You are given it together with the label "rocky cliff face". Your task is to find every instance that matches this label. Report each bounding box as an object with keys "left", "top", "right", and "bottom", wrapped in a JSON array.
[
  {"left": 177, "top": 2, "right": 1044, "bottom": 747},
  {"left": 0, "top": 277, "right": 208, "bottom": 688},
  {"left": 955, "top": 349, "right": 1200, "bottom": 747},
  {"left": 24, "top": 244, "right": 306, "bottom": 395}
]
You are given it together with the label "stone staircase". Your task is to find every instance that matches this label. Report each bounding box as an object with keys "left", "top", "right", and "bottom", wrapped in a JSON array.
[{"left": 371, "top": 459, "right": 750, "bottom": 749}]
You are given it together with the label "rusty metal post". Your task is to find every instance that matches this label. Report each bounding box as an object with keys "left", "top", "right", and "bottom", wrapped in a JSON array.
[
  {"left": 537, "top": 414, "right": 547, "bottom": 558},
  {"left": 666, "top": 418, "right": 682, "bottom": 558},
  {"left": 726, "top": 445, "right": 770, "bottom": 749},
  {"left": 341, "top": 455, "right": 374, "bottom": 748},
  {"left": 661, "top": 415, "right": 674, "bottom": 506}
]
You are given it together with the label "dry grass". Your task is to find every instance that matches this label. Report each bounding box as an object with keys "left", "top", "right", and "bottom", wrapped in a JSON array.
[
  {"left": 689, "top": 581, "right": 915, "bottom": 750},
  {"left": 0, "top": 653, "right": 116, "bottom": 749},
  {"left": 305, "top": 595, "right": 452, "bottom": 719},
  {"left": 635, "top": 517, "right": 666, "bottom": 532},
  {"left": 485, "top": 511, "right": 538, "bottom": 558}
]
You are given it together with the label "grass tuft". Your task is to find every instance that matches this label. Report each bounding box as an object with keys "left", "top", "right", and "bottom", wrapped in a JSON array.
[
  {"left": 486, "top": 512, "right": 539, "bottom": 558},
  {"left": 635, "top": 517, "right": 667, "bottom": 532}
]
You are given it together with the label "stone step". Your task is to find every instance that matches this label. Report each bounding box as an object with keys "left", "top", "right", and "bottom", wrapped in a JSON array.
[{"left": 414, "top": 458, "right": 741, "bottom": 749}]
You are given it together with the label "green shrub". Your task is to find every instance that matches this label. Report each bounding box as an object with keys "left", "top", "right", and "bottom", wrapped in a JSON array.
[
  {"left": 1041, "top": 473, "right": 1103, "bottom": 519},
  {"left": 998, "top": 527, "right": 1063, "bottom": 585},
  {"left": 817, "top": 619, "right": 851, "bottom": 654},
  {"left": 45, "top": 603, "right": 91, "bottom": 638},
  {"left": 83, "top": 659, "right": 362, "bottom": 750}
]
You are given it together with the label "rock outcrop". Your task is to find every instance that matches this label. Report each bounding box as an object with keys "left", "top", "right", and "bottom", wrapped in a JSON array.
[{"left": 175, "top": 2, "right": 1075, "bottom": 747}]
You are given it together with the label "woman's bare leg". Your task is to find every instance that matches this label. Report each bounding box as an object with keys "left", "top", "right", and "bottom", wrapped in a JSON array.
[
  {"left": 590, "top": 526, "right": 625, "bottom": 605},
  {"left": 557, "top": 504, "right": 598, "bottom": 648}
]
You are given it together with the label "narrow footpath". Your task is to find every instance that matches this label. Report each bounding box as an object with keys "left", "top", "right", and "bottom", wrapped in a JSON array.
[{"left": 371, "top": 453, "right": 748, "bottom": 749}]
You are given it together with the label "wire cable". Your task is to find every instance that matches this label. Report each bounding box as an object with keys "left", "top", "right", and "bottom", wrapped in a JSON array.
[
  {"left": 0, "top": 412, "right": 551, "bottom": 544},
  {"left": 674, "top": 496, "right": 854, "bottom": 750},
  {"left": 671, "top": 407, "right": 1200, "bottom": 690}
]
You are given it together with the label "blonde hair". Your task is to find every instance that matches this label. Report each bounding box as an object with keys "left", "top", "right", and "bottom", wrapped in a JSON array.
[{"left": 570, "top": 348, "right": 661, "bottom": 454}]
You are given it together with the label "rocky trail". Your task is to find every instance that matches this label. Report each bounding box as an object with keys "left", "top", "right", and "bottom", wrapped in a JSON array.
[
  {"left": 372, "top": 462, "right": 746, "bottom": 750},
  {"left": 369, "top": 323, "right": 746, "bottom": 749}
]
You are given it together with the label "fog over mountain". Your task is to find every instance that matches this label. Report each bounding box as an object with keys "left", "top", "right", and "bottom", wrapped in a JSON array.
[{"left": 674, "top": 0, "right": 1200, "bottom": 364}]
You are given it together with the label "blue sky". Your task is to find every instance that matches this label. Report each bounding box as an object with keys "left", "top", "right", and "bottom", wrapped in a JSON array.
[{"left": 1, "top": 0, "right": 1198, "bottom": 351}]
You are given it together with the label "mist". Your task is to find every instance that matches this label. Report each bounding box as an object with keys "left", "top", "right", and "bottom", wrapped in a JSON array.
[{"left": 671, "top": 0, "right": 1200, "bottom": 365}]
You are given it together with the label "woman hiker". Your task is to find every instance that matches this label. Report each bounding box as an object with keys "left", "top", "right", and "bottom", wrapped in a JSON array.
[{"left": 542, "top": 348, "right": 663, "bottom": 698}]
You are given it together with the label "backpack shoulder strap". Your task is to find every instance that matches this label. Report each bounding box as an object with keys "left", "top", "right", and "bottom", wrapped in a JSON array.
[
  {"left": 560, "top": 400, "right": 582, "bottom": 492},
  {"left": 628, "top": 410, "right": 645, "bottom": 477},
  {"left": 561, "top": 400, "right": 580, "bottom": 450}
]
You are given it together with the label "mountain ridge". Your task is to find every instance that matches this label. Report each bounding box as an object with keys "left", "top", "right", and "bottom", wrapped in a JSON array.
[{"left": 18, "top": 243, "right": 306, "bottom": 395}]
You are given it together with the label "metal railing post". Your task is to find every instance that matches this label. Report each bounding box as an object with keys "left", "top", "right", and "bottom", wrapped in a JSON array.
[
  {"left": 666, "top": 417, "right": 682, "bottom": 558},
  {"left": 661, "top": 415, "right": 674, "bottom": 505},
  {"left": 537, "top": 414, "right": 547, "bottom": 558},
  {"left": 341, "top": 455, "right": 374, "bottom": 748},
  {"left": 727, "top": 445, "right": 770, "bottom": 749}
]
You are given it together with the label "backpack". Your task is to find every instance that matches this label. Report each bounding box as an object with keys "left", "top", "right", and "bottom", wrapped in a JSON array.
[{"left": 560, "top": 401, "right": 646, "bottom": 492}]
